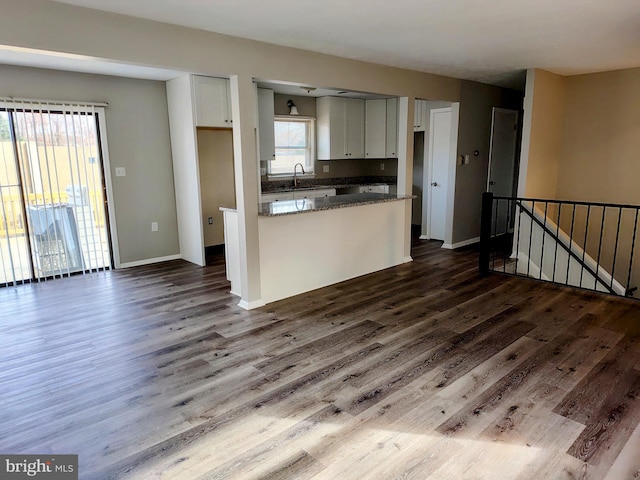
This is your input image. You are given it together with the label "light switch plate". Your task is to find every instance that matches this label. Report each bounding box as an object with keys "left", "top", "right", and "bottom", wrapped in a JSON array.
[
  {"left": 115, "top": 167, "right": 126, "bottom": 177},
  {"left": 323, "top": 165, "right": 330, "bottom": 173}
]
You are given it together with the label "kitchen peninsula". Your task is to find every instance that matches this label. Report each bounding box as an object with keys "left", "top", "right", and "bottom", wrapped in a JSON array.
[{"left": 222, "top": 192, "right": 413, "bottom": 305}]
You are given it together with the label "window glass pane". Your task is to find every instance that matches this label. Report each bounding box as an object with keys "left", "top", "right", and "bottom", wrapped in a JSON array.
[
  {"left": 274, "top": 121, "right": 306, "bottom": 148},
  {"left": 271, "top": 118, "right": 314, "bottom": 175}
]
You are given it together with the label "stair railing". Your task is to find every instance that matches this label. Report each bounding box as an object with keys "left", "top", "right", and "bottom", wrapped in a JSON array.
[{"left": 479, "top": 192, "right": 639, "bottom": 299}]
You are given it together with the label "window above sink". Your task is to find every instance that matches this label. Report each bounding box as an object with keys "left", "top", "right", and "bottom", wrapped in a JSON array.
[{"left": 269, "top": 116, "right": 315, "bottom": 177}]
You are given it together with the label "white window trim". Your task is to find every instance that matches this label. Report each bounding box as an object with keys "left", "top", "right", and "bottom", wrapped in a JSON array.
[{"left": 269, "top": 115, "right": 316, "bottom": 179}]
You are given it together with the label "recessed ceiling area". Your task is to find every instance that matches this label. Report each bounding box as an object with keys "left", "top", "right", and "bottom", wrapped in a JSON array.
[{"left": 53, "top": 0, "right": 640, "bottom": 88}]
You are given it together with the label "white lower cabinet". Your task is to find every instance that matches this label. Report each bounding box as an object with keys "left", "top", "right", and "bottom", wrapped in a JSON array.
[
  {"left": 358, "top": 185, "right": 389, "bottom": 193},
  {"left": 261, "top": 188, "right": 336, "bottom": 203},
  {"left": 293, "top": 188, "right": 336, "bottom": 199},
  {"left": 261, "top": 192, "right": 294, "bottom": 203}
]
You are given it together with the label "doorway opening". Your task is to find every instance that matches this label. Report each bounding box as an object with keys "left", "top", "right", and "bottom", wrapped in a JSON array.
[
  {"left": 487, "top": 107, "right": 520, "bottom": 235},
  {"left": 412, "top": 100, "right": 459, "bottom": 245},
  {"left": 0, "top": 103, "right": 112, "bottom": 287}
]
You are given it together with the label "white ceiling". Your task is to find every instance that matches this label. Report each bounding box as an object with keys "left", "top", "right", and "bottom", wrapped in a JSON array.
[{"left": 50, "top": 0, "right": 640, "bottom": 89}]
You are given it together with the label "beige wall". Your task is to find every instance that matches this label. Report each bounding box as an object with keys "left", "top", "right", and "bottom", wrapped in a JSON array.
[
  {"left": 0, "top": 0, "right": 464, "bottom": 275},
  {"left": 519, "top": 69, "right": 566, "bottom": 199},
  {"left": 518, "top": 67, "right": 640, "bottom": 289},
  {"left": 198, "top": 129, "right": 236, "bottom": 247},
  {"left": 555, "top": 68, "right": 640, "bottom": 289},
  {"left": 557, "top": 67, "right": 640, "bottom": 204},
  {"left": 0, "top": 64, "right": 179, "bottom": 265},
  {"left": 1, "top": 0, "right": 461, "bottom": 101}
]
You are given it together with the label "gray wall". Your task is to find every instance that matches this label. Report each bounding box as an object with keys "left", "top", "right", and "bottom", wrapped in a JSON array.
[
  {"left": 453, "top": 81, "right": 522, "bottom": 244},
  {"left": 0, "top": 64, "right": 179, "bottom": 264},
  {"left": 412, "top": 131, "right": 425, "bottom": 225}
]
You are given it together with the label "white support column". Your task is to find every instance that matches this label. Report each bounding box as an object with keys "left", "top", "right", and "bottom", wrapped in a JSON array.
[
  {"left": 396, "top": 97, "right": 415, "bottom": 262},
  {"left": 229, "top": 75, "right": 264, "bottom": 309}
]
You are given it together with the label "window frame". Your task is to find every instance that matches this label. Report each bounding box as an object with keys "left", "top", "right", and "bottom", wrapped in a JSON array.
[{"left": 269, "top": 116, "right": 315, "bottom": 177}]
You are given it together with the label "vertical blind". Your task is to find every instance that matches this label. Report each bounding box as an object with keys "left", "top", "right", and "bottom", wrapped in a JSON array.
[{"left": 0, "top": 98, "right": 111, "bottom": 286}]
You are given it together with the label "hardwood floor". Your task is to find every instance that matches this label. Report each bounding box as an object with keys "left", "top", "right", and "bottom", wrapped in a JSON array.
[{"left": 1, "top": 239, "right": 640, "bottom": 479}]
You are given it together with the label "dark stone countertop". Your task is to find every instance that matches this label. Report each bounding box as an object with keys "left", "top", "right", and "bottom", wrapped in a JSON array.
[
  {"left": 261, "top": 175, "right": 397, "bottom": 193},
  {"left": 258, "top": 192, "right": 414, "bottom": 217}
]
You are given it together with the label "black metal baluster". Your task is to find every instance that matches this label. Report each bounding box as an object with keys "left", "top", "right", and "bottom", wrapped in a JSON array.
[
  {"left": 515, "top": 200, "right": 523, "bottom": 277},
  {"left": 579, "top": 205, "right": 591, "bottom": 288},
  {"left": 553, "top": 202, "right": 561, "bottom": 283},
  {"left": 492, "top": 198, "right": 499, "bottom": 271},
  {"left": 503, "top": 199, "right": 511, "bottom": 273},
  {"left": 479, "top": 192, "right": 493, "bottom": 276},
  {"left": 610, "top": 207, "right": 622, "bottom": 293},
  {"left": 566, "top": 204, "right": 576, "bottom": 285},
  {"left": 527, "top": 201, "right": 535, "bottom": 278},
  {"left": 595, "top": 206, "right": 607, "bottom": 290},
  {"left": 539, "top": 201, "right": 549, "bottom": 280},
  {"left": 625, "top": 208, "right": 639, "bottom": 296}
]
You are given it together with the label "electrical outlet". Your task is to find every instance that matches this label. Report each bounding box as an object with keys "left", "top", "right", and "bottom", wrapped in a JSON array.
[
  {"left": 464, "top": 154, "right": 470, "bottom": 165},
  {"left": 151, "top": 222, "right": 158, "bottom": 232},
  {"left": 380, "top": 163, "right": 385, "bottom": 171},
  {"left": 115, "top": 167, "right": 126, "bottom": 177},
  {"left": 323, "top": 164, "right": 330, "bottom": 173},
  {"left": 208, "top": 217, "right": 213, "bottom": 225}
]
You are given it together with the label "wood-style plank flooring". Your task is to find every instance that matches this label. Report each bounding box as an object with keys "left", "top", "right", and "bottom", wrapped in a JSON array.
[{"left": 1, "top": 238, "right": 640, "bottom": 479}]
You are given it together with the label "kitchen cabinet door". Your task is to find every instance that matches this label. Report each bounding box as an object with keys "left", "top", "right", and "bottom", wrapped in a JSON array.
[
  {"left": 317, "top": 97, "right": 347, "bottom": 160},
  {"left": 193, "top": 76, "right": 232, "bottom": 128},
  {"left": 293, "top": 188, "right": 336, "bottom": 199},
  {"left": 257, "top": 88, "right": 275, "bottom": 161},
  {"left": 317, "top": 97, "right": 364, "bottom": 159},
  {"left": 345, "top": 98, "right": 365, "bottom": 158},
  {"left": 386, "top": 98, "right": 399, "bottom": 158},
  {"left": 414, "top": 99, "right": 426, "bottom": 131},
  {"left": 365, "top": 99, "right": 386, "bottom": 159},
  {"left": 261, "top": 192, "right": 294, "bottom": 203},
  {"left": 356, "top": 185, "right": 389, "bottom": 193}
]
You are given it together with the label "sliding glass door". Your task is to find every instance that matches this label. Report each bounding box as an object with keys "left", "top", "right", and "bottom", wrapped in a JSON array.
[{"left": 0, "top": 103, "right": 111, "bottom": 287}]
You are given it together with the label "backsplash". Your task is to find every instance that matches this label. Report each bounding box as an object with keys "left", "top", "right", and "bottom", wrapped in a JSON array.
[{"left": 262, "top": 175, "right": 397, "bottom": 193}]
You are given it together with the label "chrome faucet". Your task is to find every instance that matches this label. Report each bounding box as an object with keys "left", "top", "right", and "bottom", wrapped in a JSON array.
[{"left": 293, "top": 162, "right": 305, "bottom": 188}]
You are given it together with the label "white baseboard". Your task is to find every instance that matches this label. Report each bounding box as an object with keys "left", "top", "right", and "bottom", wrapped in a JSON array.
[
  {"left": 441, "top": 237, "right": 480, "bottom": 250},
  {"left": 118, "top": 254, "right": 181, "bottom": 269},
  {"left": 419, "top": 235, "right": 429, "bottom": 240},
  {"left": 403, "top": 256, "right": 413, "bottom": 263},
  {"left": 238, "top": 299, "right": 266, "bottom": 310}
]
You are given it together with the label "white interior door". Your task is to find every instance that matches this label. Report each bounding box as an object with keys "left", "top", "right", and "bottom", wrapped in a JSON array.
[
  {"left": 428, "top": 108, "right": 452, "bottom": 241},
  {"left": 488, "top": 107, "right": 519, "bottom": 234}
]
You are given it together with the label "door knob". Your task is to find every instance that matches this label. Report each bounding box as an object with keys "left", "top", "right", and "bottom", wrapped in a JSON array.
[{"left": 431, "top": 182, "right": 438, "bottom": 187}]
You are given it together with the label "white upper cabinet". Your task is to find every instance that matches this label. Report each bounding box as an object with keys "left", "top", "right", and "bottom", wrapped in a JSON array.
[
  {"left": 414, "top": 99, "right": 427, "bottom": 131},
  {"left": 344, "top": 98, "right": 365, "bottom": 158},
  {"left": 317, "top": 97, "right": 365, "bottom": 160},
  {"left": 386, "top": 98, "right": 399, "bottom": 158},
  {"left": 257, "top": 88, "right": 275, "bottom": 162},
  {"left": 365, "top": 99, "right": 386, "bottom": 159},
  {"left": 192, "top": 75, "right": 232, "bottom": 127}
]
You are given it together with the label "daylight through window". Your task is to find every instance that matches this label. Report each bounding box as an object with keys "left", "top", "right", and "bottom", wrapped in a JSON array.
[{"left": 271, "top": 117, "right": 314, "bottom": 175}]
